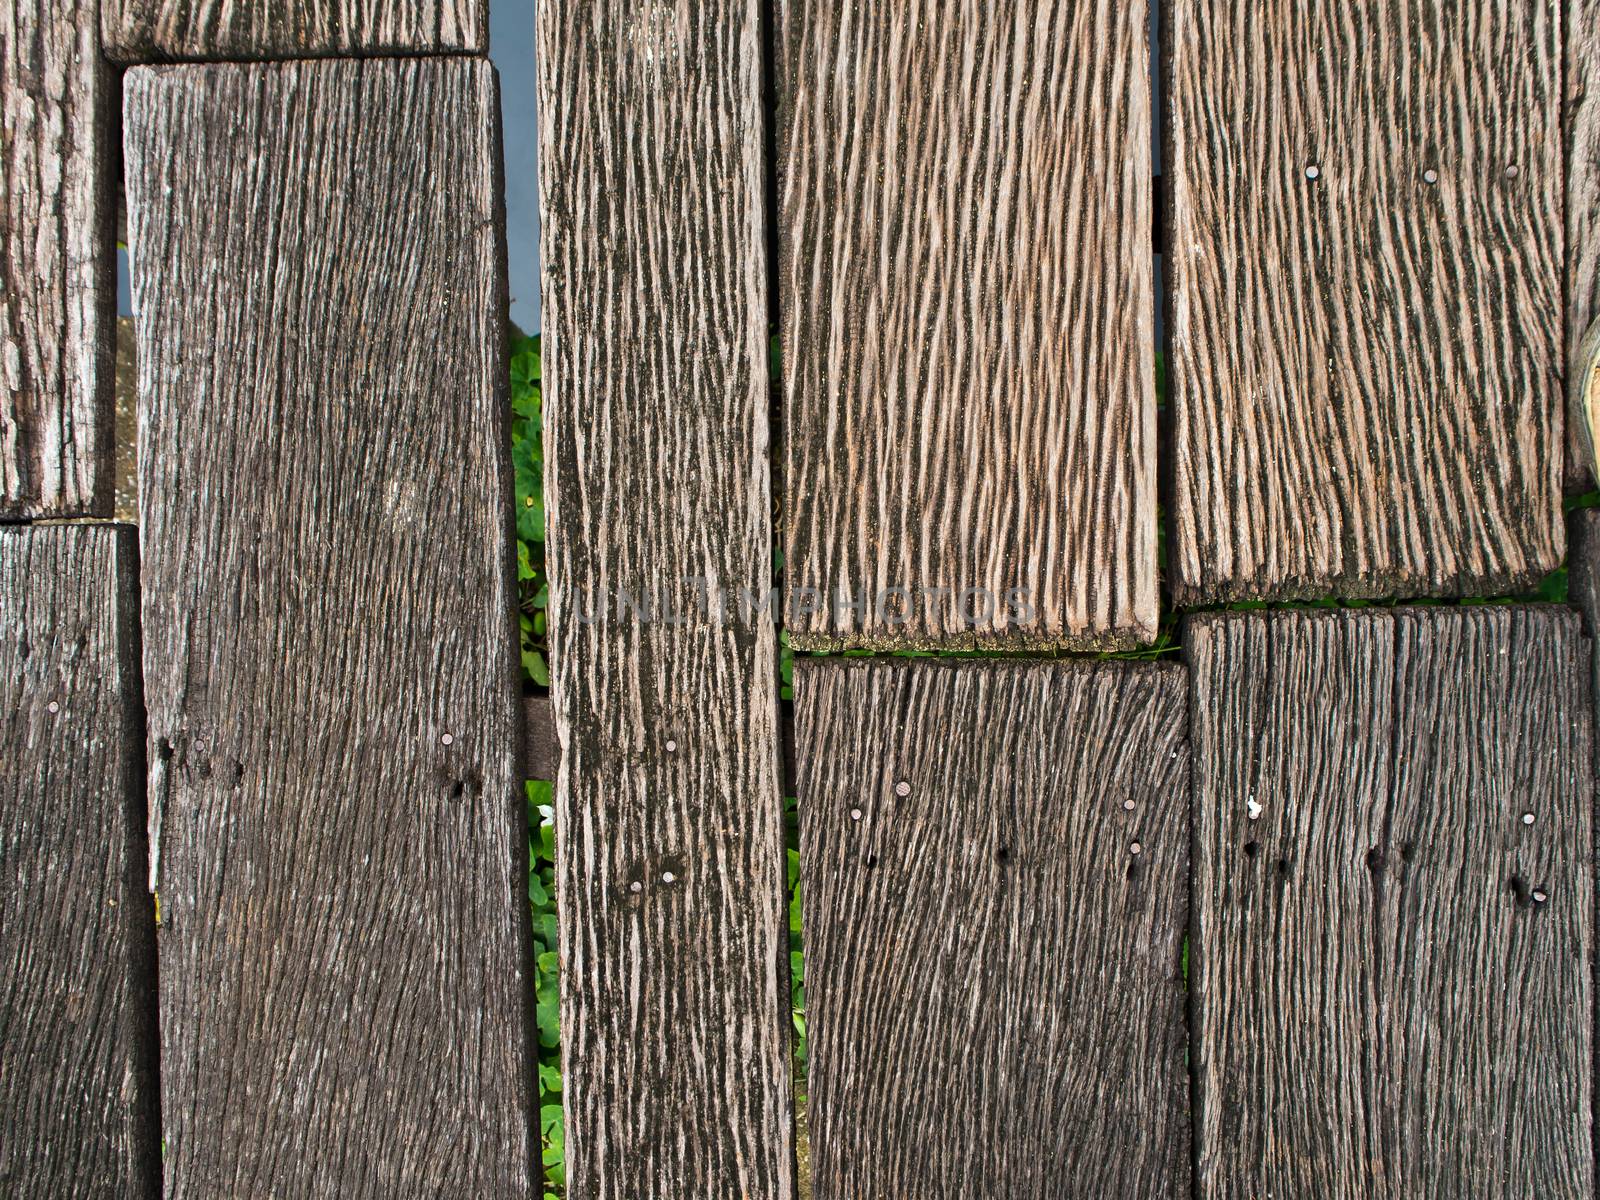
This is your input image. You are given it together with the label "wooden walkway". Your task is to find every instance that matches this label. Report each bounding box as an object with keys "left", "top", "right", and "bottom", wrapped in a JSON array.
[{"left": 4, "top": 1, "right": 1599, "bottom": 1197}]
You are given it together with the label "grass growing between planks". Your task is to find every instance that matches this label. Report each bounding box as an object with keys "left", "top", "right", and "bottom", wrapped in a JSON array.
[{"left": 509, "top": 331, "right": 564, "bottom": 1197}]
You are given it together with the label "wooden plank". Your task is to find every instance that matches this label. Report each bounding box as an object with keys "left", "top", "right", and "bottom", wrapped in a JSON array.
[
  {"left": 538, "top": 2, "right": 794, "bottom": 1195},
  {"left": 1570, "top": 0, "right": 1600, "bottom": 490},
  {"left": 124, "top": 58, "right": 535, "bottom": 1198},
  {"left": 102, "top": 0, "right": 485, "bottom": 61},
  {"left": 1571, "top": 509, "right": 1600, "bottom": 647},
  {"left": 1187, "top": 607, "right": 1594, "bottom": 1198},
  {"left": 2, "top": 0, "right": 114, "bottom": 517},
  {"left": 794, "top": 659, "right": 1190, "bottom": 1198},
  {"left": 777, "top": 2, "right": 1157, "bottom": 650},
  {"left": 1167, "top": 2, "right": 1564, "bottom": 603},
  {"left": 0, "top": 525, "right": 159, "bottom": 1197}
]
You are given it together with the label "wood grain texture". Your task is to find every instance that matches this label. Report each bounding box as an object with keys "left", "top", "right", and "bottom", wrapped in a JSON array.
[
  {"left": 102, "top": 0, "right": 485, "bottom": 60},
  {"left": 1167, "top": 1, "right": 1564, "bottom": 603},
  {"left": 778, "top": 1, "right": 1157, "bottom": 650},
  {"left": 0, "top": 525, "right": 159, "bottom": 1198},
  {"left": 1569, "top": 0, "right": 1600, "bottom": 489},
  {"left": 2, "top": 0, "right": 114, "bottom": 517},
  {"left": 1188, "top": 607, "right": 1594, "bottom": 1198},
  {"left": 124, "top": 58, "right": 535, "bottom": 1199},
  {"left": 538, "top": 3, "right": 794, "bottom": 1196},
  {"left": 795, "top": 659, "right": 1189, "bottom": 1199}
]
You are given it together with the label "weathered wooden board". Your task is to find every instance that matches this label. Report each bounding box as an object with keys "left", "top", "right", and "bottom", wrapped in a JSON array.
[
  {"left": 124, "top": 58, "right": 536, "bottom": 1198},
  {"left": 1570, "top": 0, "right": 1600, "bottom": 489},
  {"left": 102, "top": 0, "right": 485, "bottom": 61},
  {"left": 1571, "top": 509, "right": 1600, "bottom": 652},
  {"left": 0, "top": 525, "right": 159, "bottom": 1197},
  {"left": 1167, "top": 2, "right": 1564, "bottom": 603},
  {"left": 777, "top": 2, "right": 1157, "bottom": 650},
  {"left": 2, "top": 0, "right": 115, "bottom": 517},
  {"left": 538, "top": 2, "right": 794, "bottom": 1195},
  {"left": 795, "top": 659, "right": 1189, "bottom": 1199},
  {"left": 1188, "top": 608, "right": 1594, "bottom": 1198}
]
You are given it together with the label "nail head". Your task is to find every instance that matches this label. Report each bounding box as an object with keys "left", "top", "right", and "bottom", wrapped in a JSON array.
[
  {"left": 441, "top": 733, "right": 454, "bottom": 746},
  {"left": 1122, "top": 798, "right": 1136, "bottom": 811},
  {"left": 46, "top": 701, "right": 59, "bottom": 715},
  {"left": 894, "top": 780, "right": 911, "bottom": 797},
  {"left": 1131, "top": 842, "right": 1143, "bottom": 856},
  {"left": 665, "top": 738, "right": 678, "bottom": 753},
  {"left": 662, "top": 871, "right": 675, "bottom": 883},
  {"left": 1522, "top": 812, "right": 1536, "bottom": 826},
  {"left": 629, "top": 881, "right": 642, "bottom": 894},
  {"left": 1305, "top": 164, "right": 1320, "bottom": 180},
  {"left": 849, "top": 808, "right": 863, "bottom": 821},
  {"left": 1423, "top": 168, "right": 1438, "bottom": 185}
]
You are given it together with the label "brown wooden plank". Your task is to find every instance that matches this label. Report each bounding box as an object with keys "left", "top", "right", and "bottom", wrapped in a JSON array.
[
  {"left": 794, "top": 659, "right": 1189, "bottom": 1198},
  {"left": 0, "top": 525, "right": 159, "bottom": 1197},
  {"left": 102, "top": 0, "right": 485, "bottom": 61},
  {"left": 538, "top": 2, "right": 794, "bottom": 1195},
  {"left": 1167, "top": 2, "right": 1564, "bottom": 603},
  {"left": 1187, "top": 607, "right": 1594, "bottom": 1197},
  {"left": 777, "top": 2, "right": 1157, "bottom": 650},
  {"left": 124, "top": 58, "right": 535, "bottom": 1198},
  {"left": 2, "top": 0, "right": 115, "bottom": 517},
  {"left": 1569, "top": 0, "right": 1600, "bottom": 490}
]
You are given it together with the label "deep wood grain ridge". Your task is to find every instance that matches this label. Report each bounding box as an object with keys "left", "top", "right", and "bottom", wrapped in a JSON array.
[
  {"left": 538, "top": 3, "right": 794, "bottom": 1197},
  {"left": 2, "top": 0, "right": 114, "bottom": 517},
  {"left": 778, "top": 0, "right": 1157, "bottom": 650},
  {"left": 1187, "top": 606, "right": 1594, "bottom": 1197},
  {"left": 102, "top": 0, "right": 486, "bottom": 61},
  {"left": 1167, "top": 1, "right": 1564, "bottom": 602},
  {"left": 125, "top": 56, "right": 535, "bottom": 1198},
  {"left": 0, "top": 525, "right": 159, "bottom": 1197},
  {"left": 795, "top": 658, "right": 1190, "bottom": 1199}
]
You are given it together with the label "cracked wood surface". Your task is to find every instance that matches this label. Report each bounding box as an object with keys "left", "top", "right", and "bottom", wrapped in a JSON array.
[
  {"left": 0, "top": 525, "right": 159, "bottom": 1197},
  {"left": 1167, "top": 1, "right": 1564, "bottom": 602},
  {"left": 2, "top": 0, "right": 115, "bottom": 516},
  {"left": 1188, "top": 607, "right": 1594, "bottom": 1198},
  {"left": 125, "top": 57, "right": 535, "bottom": 1199},
  {"left": 538, "top": 2, "right": 794, "bottom": 1197},
  {"left": 777, "top": 0, "right": 1157, "bottom": 650},
  {"left": 795, "top": 658, "right": 1189, "bottom": 1199}
]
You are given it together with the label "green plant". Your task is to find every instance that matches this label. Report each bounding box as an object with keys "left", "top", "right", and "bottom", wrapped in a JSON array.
[
  {"left": 527, "top": 780, "right": 564, "bottom": 1198},
  {"left": 510, "top": 333, "right": 549, "bottom": 688}
]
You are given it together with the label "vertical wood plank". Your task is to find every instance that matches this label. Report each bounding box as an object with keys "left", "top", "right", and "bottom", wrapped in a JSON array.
[
  {"left": 0, "top": 525, "right": 159, "bottom": 1197},
  {"left": 102, "top": 0, "right": 486, "bottom": 61},
  {"left": 777, "top": 1, "right": 1157, "bottom": 651},
  {"left": 2, "top": 0, "right": 114, "bottom": 517},
  {"left": 124, "top": 58, "right": 536, "bottom": 1199},
  {"left": 1167, "top": 1, "right": 1564, "bottom": 603},
  {"left": 1569, "top": 0, "right": 1600, "bottom": 489},
  {"left": 1188, "top": 607, "right": 1594, "bottom": 1197},
  {"left": 794, "top": 660, "right": 1190, "bottom": 1199},
  {"left": 538, "top": 3, "right": 794, "bottom": 1196}
]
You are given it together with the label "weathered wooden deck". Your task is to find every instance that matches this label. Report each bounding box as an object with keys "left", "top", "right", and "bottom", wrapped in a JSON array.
[{"left": 5, "top": 1, "right": 1600, "bottom": 1197}]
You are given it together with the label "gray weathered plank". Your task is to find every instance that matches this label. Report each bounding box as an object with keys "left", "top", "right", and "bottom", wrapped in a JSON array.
[
  {"left": 124, "top": 57, "right": 535, "bottom": 1199},
  {"left": 1167, "top": 2, "right": 1564, "bottom": 603},
  {"left": 778, "top": 1, "right": 1157, "bottom": 650},
  {"left": 794, "top": 659, "right": 1189, "bottom": 1199},
  {"left": 0, "top": 525, "right": 159, "bottom": 1197},
  {"left": 1570, "top": 0, "right": 1600, "bottom": 490},
  {"left": 102, "top": 0, "right": 485, "bottom": 61},
  {"left": 1571, "top": 509, "right": 1600, "bottom": 650},
  {"left": 1188, "top": 607, "right": 1594, "bottom": 1198},
  {"left": 538, "top": 2, "right": 794, "bottom": 1196},
  {"left": 2, "top": 0, "right": 115, "bottom": 517}
]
